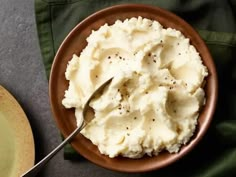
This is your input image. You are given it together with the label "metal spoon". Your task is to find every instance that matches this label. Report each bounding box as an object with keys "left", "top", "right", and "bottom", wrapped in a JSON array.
[{"left": 21, "top": 78, "right": 113, "bottom": 177}]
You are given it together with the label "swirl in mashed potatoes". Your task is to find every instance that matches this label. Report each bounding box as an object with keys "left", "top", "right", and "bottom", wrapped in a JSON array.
[{"left": 62, "top": 17, "right": 208, "bottom": 158}]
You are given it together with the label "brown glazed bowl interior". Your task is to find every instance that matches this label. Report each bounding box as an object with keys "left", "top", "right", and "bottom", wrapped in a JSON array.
[{"left": 49, "top": 4, "right": 218, "bottom": 172}]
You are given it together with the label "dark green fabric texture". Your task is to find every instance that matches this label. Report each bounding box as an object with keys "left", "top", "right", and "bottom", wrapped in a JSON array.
[{"left": 35, "top": 0, "right": 236, "bottom": 176}]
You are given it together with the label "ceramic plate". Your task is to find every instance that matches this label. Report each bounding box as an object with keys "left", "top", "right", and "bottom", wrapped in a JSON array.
[
  {"left": 49, "top": 4, "right": 217, "bottom": 172},
  {"left": 0, "top": 85, "right": 35, "bottom": 177}
]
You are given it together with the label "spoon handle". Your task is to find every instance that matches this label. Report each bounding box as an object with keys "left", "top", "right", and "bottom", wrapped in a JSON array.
[
  {"left": 21, "top": 78, "right": 113, "bottom": 177},
  {"left": 21, "top": 122, "right": 85, "bottom": 177}
]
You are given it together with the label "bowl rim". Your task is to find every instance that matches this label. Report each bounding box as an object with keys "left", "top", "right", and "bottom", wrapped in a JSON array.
[{"left": 49, "top": 3, "right": 218, "bottom": 172}]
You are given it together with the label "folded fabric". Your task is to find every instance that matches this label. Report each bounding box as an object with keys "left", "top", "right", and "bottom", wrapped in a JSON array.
[
  {"left": 35, "top": 0, "right": 236, "bottom": 78},
  {"left": 35, "top": 0, "right": 236, "bottom": 176}
]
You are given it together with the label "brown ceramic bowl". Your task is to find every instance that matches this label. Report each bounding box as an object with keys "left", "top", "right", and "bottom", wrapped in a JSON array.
[{"left": 49, "top": 4, "right": 217, "bottom": 172}]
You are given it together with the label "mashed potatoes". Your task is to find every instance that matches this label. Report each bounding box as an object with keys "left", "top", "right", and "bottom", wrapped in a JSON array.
[{"left": 62, "top": 17, "right": 208, "bottom": 158}]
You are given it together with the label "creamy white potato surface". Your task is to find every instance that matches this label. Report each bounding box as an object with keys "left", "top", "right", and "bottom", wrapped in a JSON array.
[{"left": 62, "top": 17, "right": 208, "bottom": 158}]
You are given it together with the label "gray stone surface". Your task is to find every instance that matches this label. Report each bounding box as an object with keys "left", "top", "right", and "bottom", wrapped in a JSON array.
[{"left": 0, "top": 1, "right": 154, "bottom": 176}]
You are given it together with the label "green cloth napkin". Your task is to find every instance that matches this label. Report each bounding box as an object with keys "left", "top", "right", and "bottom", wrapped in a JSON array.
[{"left": 35, "top": 0, "right": 236, "bottom": 176}]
